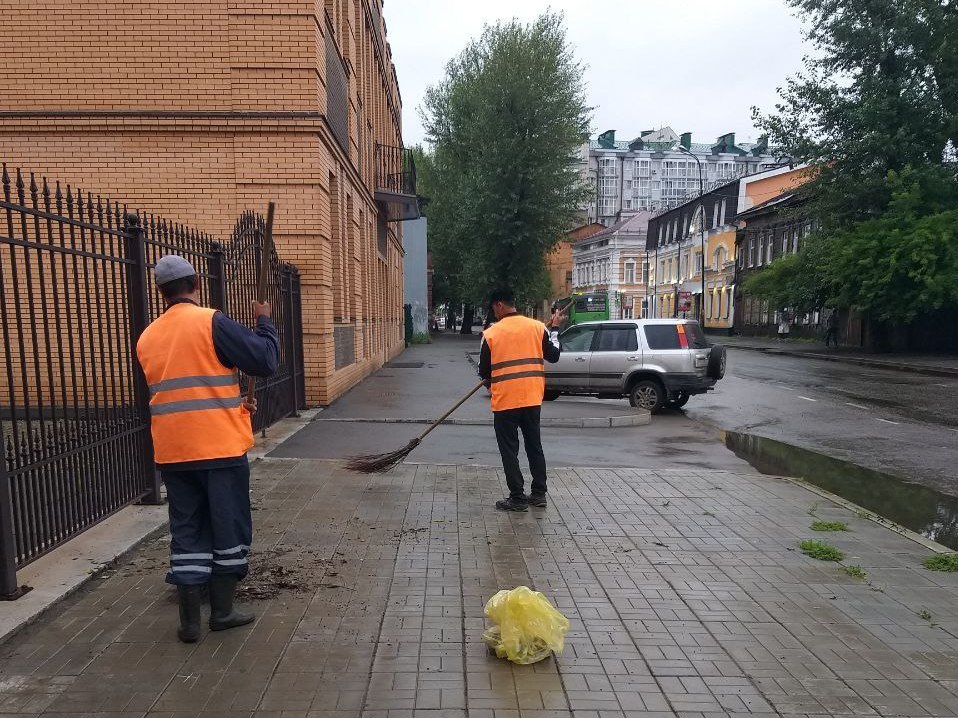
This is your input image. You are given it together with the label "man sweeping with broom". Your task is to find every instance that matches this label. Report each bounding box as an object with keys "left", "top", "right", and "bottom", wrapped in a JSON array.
[{"left": 478, "top": 288, "right": 564, "bottom": 512}]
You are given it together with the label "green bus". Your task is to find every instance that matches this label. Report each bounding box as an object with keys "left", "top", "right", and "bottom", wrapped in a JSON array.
[{"left": 552, "top": 292, "right": 609, "bottom": 330}]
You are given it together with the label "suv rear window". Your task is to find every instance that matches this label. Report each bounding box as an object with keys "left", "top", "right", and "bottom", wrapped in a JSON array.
[
  {"left": 595, "top": 326, "right": 638, "bottom": 352},
  {"left": 644, "top": 325, "right": 680, "bottom": 349},
  {"left": 644, "top": 323, "right": 709, "bottom": 350}
]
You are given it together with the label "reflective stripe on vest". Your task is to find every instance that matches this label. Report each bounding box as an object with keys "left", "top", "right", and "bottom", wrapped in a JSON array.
[
  {"left": 483, "top": 315, "right": 548, "bottom": 412},
  {"left": 136, "top": 303, "right": 254, "bottom": 464}
]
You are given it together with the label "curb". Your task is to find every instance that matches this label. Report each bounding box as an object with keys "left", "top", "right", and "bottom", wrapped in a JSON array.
[
  {"left": 315, "top": 413, "right": 651, "bottom": 428},
  {"left": 727, "top": 344, "right": 958, "bottom": 378}
]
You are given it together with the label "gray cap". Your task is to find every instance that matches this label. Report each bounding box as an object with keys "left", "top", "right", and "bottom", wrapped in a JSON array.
[{"left": 154, "top": 255, "right": 197, "bottom": 286}]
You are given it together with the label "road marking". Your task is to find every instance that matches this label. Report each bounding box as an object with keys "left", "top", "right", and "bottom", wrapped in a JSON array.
[
  {"left": 781, "top": 386, "right": 795, "bottom": 391},
  {"left": 875, "top": 418, "right": 900, "bottom": 425},
  {"left": 845, "top": 402, "right": 868, "bottom": 410},
  {"left": 798, "top": 396, "right": 816, "bottom": 402}
]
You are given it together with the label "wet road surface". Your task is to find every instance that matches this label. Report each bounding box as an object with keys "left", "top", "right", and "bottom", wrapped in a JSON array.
[{"left": 688, "top": 348, "right": 958, "bottom": 496}]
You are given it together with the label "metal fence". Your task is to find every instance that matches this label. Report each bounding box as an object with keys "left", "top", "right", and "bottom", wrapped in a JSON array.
[{"left": 0, "top": 163, "right": 305, "bottom": 598}]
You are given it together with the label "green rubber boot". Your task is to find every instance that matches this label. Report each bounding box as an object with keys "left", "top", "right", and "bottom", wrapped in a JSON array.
[
  {"left": 176, "top": 584, "right": 203, "bottom": 643},
  {"left": 208, "top": 575, "right": 255, "bottom": 631}
]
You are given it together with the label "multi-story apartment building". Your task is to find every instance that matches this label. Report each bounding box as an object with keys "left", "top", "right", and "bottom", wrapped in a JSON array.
[
  {"left": 646, "top": 165, "right": 808, "bottom": 333},
  {"left": 571, "top": 211, "right": 651, "bottom": 319},
  {"left": 580, "top": 127, "right": 781, "bottom": 226},
  {"left": 0, "top": 0, "right": 416, "bottom": 405}
]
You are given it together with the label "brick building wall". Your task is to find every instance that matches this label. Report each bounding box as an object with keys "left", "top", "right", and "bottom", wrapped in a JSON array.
[{"left": 0, "top": 0, "right": 408, "bottom": 405}]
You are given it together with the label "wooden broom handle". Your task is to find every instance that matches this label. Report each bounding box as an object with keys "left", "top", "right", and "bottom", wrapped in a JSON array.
[
  {"left": 417, "top": 381, "right": 486, "bottom": 442},
  {"left": 247, "top": 202, "right": 276, "bottom": 405}
]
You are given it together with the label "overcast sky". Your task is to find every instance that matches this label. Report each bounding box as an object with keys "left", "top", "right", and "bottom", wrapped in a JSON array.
[{"left": 386, "top": 0, "right": 809, "bottom": 148}]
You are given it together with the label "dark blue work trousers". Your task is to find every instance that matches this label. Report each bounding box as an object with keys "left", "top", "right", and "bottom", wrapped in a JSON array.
[{"left": 161, "top": 459, "right": 252, "bottom": 586}]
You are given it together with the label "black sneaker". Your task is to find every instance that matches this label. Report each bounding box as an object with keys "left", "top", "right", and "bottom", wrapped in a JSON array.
[
  {"left": 527, "top": 494, "right": 547, "bottom": 508},
  {"left": 495, "top": 497, "right": 529, "bottom": 512}
]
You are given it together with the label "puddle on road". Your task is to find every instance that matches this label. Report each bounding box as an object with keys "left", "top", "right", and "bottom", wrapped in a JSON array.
[{"left": 724, "top": 431, "right": 958, "bottom": 550}]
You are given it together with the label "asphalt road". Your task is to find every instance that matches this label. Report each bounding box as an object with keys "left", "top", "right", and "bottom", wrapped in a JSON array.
[{"left": 687, "top": 348, "right": 958, "bottom": 495}]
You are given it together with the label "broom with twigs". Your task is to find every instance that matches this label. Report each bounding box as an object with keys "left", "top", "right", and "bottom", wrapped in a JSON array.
[
  {"left": 345, "top": 299, "right": 572, "bottom": 474},
  {"left": 345, "top": 380, "right": 486, "bottom": 473},
  {"left": 245, "top": 202, "right": 276, "bottom": 431}
]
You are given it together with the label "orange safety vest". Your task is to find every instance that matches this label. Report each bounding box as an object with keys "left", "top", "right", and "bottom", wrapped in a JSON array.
[
  {"left": 482, "top": 314, "right": 548, "bottom": 412},
  {"left": 136, "top": 303, "right": 254, "bottom": 465}
]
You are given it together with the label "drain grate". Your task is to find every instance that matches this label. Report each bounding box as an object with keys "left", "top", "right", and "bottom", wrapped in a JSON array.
[{"left": 385, "top": 362, "right": 425, "bottom": 369}]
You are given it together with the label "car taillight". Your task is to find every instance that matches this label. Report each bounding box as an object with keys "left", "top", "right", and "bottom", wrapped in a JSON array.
[{"left": 677, "top": 323, "right": 689, "bottom": 349}]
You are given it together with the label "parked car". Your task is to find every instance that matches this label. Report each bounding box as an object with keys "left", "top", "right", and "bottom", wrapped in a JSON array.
[{"left": 544, "top": 319, "right": 726, "bottom": 414}]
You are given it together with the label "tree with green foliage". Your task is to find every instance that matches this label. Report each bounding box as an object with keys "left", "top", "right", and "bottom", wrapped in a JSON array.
[
  {"left": 747, "top": 0, "right": 958, "bottom": 323},
  {"left": 419, "top": 12, "right": 590, "bottom": 323}
]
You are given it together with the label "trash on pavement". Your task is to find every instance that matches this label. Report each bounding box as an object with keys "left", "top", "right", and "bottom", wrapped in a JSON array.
[{"left": 482, "top": 586, "right": 570, "bottom": 664}]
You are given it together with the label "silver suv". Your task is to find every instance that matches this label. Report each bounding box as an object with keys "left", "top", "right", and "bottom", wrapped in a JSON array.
[{"left": 545, "top": 319, "right": 726, "bottom": 414}]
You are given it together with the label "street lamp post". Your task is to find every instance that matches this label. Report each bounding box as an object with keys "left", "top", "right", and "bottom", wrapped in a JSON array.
[{"left": 678, "top": 145, "right": 706, "bottom": 325}]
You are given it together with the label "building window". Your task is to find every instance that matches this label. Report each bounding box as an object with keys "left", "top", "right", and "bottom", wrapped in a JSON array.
[
  {"left": 712, "top": 202, "right": 720, "bottom": 228},
  {"left": 767, "top": 233, "right": 776, "bottom": 263},
  {"left": 757, "top": 234, "right": 765, "bottom": 265},
  {"left": 695, "top": 252, "right": 704, "bottom": 275},
  {"left": 623, "top": 305, "right": 634, "bottom": 319},
  {"left": 659, "top": 260, "right": 666, "bottom": 283},
  {"left": 748, "top": 237, "right": 756, "bottom": 267},
  {"left": 599, "top": 156, "right": 617, "bottom": 176},
  {"left": 624, "top": 261, "right": 636, "bottom": 284},
  {"left": 667, "top": 258, "right": 673, "bottom": 282},
  {"left": 719, "top": 200, "right": 727, "bottom": 225},
  {"left": 641, "top": 259, "right": 650, "bottom": 285},
  {"left": 713, "top": 246, "right": 725, "bottom": 270},
  {"left": 792, "top": 228, "right": 800, "bottom": 253}
]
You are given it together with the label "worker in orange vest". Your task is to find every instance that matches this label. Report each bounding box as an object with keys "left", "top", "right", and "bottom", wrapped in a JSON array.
[
  {"left": 478, "top": 288, "right": 564, "bottom": 511},
  {"left": 136, "top": 255, "right": 278, "bottom": 643}
]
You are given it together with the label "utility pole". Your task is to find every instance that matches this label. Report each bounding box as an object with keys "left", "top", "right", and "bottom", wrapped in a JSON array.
[{"left": 679, "top": 145, "right": 706, "bottom": 324}]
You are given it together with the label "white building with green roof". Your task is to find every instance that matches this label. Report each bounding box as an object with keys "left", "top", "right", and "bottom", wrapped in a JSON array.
[{"left": 580, "top": 127, "right": 781, "bottom": 226}]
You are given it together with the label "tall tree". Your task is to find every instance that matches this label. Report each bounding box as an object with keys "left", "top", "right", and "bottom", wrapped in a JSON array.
[
  {"left": 747, "top": 0, "right": 958, "bottom": 322},
  {"left": 420, "top": 12, "right": 590, "bottom": 313}
]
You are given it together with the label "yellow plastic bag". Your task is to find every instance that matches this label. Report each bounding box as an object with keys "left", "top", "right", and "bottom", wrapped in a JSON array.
[{"left": 482, "top": 586, "right": 570, "bottom": 664}]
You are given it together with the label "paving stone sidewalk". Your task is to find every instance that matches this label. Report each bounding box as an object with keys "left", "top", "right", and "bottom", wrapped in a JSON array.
[{"left": 2, "top": 458, "right": 958, "bottom": 718}]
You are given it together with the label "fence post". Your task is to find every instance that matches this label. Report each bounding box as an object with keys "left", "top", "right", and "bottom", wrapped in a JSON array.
[
  {"left": 123, "top": 213, "right": 162, "bottom": 505},
  {"left": 0, "top": 456, "right": 26, "bottom": 600},
  {"left": 283, "top": 266, "right": 301, "bottom": 417},
  {"left": 208, "top": 242, "right": 227, "bottom": 311}
]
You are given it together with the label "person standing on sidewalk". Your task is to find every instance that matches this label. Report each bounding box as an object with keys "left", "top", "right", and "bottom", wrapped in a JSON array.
[
  {"left": 824, "top": 308, "right": 840, "bottom": 348},
  {"left": 136, "top": 255, "right": 279, "bottom": 643},
  {"left": 478, "top": 288, "right": 564, "bottom": 512},
  {"left": 777, "top": 310, "right": 791, "bottom": 342}
]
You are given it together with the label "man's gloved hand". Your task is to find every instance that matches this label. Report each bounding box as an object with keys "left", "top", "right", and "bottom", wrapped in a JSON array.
[{"left": 252, "top": 301, "right": 271, "bottom": 320}]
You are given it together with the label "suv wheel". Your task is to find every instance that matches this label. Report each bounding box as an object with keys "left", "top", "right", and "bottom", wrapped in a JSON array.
[
  {"left": 707, "top": 345, "right": 727, "bottom": 380},
  {"left": 667, "top": 391, "right": 690, "bottom": 409},
  {"left": 629, "top": 379, "right": 664, "bottom": 414}
]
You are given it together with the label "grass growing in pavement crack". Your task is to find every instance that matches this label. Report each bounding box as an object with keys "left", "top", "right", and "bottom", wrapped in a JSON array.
[
  {"left": 799, "top": 539, "right": 845, "bottom": 561},
  {"left": 918, "top": 609, "right": 933, "bottom": 622},
  {"left": 811, "top": 520, "right": 849, "bottom": 532},
  {"left": 922, "top": 553, "right": 958, "bottom": 572},
  {"left": 844, "top": 565, "right": 867, "bottom": 579}
]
